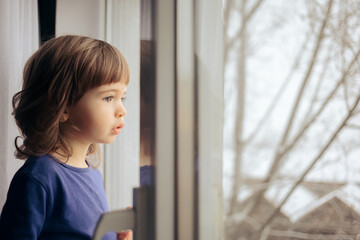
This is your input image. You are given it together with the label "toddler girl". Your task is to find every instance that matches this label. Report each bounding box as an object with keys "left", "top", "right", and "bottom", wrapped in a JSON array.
[{"left": 0, "top": 35, "right": 130, "bottom": 240}]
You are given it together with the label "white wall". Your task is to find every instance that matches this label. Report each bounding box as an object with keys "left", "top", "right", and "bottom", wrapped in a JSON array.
[{"left": 56, "top": 0, "right": 105, "bottom": 40}]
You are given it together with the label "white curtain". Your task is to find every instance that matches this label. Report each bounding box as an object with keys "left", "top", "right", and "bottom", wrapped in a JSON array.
[{"left": 0, "top": 0, "right": 39, "bottom": 208}]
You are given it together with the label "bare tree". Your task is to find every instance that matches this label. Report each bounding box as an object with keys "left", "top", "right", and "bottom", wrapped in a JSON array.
[
  {"left": 225, "top": 0, "right": 266, "bottom": 217},
  {"left": 224, "top": 0, "right": 360, "bottom": 239}
]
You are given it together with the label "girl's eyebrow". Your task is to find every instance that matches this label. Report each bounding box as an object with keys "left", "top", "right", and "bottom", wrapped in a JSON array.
[
  {"left": 99, "top": 89, "right": 119, "bottom": 93},
  {"left": 98, "top": 89, "right": 125, "bottom": 94}
]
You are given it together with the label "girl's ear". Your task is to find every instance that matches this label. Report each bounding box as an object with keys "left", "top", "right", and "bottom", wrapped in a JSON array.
[{"left": 60, "top": 112, "right": 69, "bottom": 123}]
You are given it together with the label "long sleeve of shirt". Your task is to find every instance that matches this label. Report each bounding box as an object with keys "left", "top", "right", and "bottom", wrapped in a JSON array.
[{"left": 0, "top": 173, "right": 47, "bottom": 239}]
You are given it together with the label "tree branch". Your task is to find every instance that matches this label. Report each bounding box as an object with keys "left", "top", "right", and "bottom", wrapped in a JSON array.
[
  {"left": 228, "top": 0, "right": 248, "bottom": 217},
  {"left": 279, "top": 47, "right": 360, "bottom": 163},
  {"left": 245, "top": 30, "right": 311, "bottom": 144},
  {"left": 300, "top": 46, "right": 332, "bottom": 126},
  {"left": 224, "top": 0, "right": 266, "bottom": 60},
  {"left": 257, "top": 92, "right": 360, "bottom": 236},
  {"left": 242, "top": 0, "right": 334, "bottom": 226}
]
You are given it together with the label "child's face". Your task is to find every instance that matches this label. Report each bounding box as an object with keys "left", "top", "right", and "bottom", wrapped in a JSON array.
[{"left": 65, "top": 81, "right": 127, "bottom": 145}]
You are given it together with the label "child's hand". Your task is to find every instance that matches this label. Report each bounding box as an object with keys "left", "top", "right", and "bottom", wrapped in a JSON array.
[
  {"left": 117, "top": 206, "right": 133, "bottom": 240},
  {"left": 117, "top": 230, "right": 132, "bottom": 240}
]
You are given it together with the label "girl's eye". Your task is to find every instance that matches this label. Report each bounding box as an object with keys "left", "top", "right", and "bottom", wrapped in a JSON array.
[
  {"left": 121, "top": 96, "right": 127, "bottom": 102},
  {"left": 103, "top": 96, "right": 114, "bottom": 102}
]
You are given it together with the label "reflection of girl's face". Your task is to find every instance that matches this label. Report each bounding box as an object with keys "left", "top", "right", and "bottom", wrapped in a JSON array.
[{"left": 66, "top": 81, "right": 128, "bottom": 145}]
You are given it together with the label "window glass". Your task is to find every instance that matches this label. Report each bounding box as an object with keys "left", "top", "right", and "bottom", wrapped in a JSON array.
[{"left": 223, "top": 1, "right": 360, "bottom": 239}]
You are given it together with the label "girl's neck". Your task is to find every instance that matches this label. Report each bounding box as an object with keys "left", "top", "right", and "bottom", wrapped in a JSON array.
[
  {"left": 51, "top": 142, "right": 90, "bottom": 168},
  {"left": 65, "top": 150, "right": 89, "bottom": 168}
]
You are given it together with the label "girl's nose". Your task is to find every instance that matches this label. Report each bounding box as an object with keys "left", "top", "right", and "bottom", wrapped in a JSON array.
[{"left": 116, "top": 102, "right": 127, "bottom": 118}]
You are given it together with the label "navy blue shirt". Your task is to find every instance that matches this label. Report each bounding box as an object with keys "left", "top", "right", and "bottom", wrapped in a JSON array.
[{"left": 0, "top": 155, "right": 116, "bottom": 240}]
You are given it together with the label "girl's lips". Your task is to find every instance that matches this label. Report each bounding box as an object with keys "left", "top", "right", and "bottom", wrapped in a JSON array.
[{"left": 112, "top": 125, "right": 123, "bottom": 135}]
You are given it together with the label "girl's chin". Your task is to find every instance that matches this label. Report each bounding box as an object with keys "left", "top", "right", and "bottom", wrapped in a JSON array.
[{"left": 101, "top": 136, "right": 117, "bottom": 144}]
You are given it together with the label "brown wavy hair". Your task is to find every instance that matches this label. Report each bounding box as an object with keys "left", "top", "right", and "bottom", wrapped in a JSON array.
[{"left": 12, "top": 35, "right": 129, "bottom": 162}]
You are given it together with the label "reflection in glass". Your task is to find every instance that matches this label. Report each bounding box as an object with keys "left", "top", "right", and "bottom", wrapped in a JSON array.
[{"left": 140, "top": 0, "right": 156, "bottom": 177}]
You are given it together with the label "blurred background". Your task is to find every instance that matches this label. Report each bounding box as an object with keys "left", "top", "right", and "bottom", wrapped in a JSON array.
[{"left": 223, "top": 0, "right": 360, "bottom": 239}]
